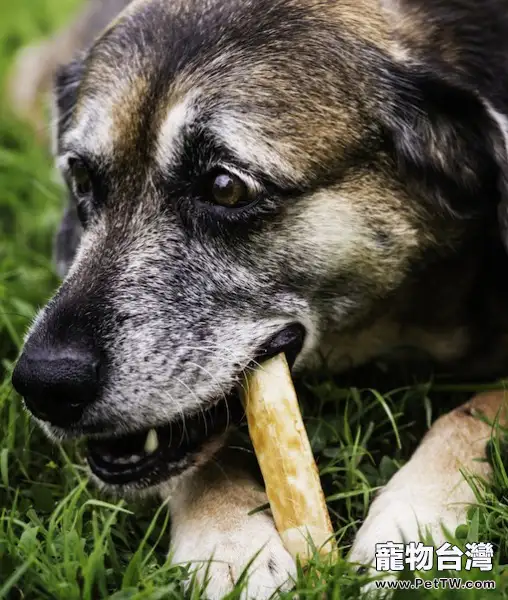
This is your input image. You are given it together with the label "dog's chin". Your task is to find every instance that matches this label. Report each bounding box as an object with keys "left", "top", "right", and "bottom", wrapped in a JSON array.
[{"left": 42, "top": 389, "right": 244, "bottom": 494}]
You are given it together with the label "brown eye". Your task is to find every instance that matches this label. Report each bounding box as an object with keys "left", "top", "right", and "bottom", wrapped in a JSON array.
[
  {"left": 210, "top": 171, "right": 248, "bottom": 207},
  {"left": 70, "top": 160, "right": 93, "bottom": 198}
]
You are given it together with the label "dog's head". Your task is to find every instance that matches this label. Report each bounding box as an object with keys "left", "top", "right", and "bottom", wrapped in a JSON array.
[{"left": 12, "top": 0, "right": 508, "bottom": 493}]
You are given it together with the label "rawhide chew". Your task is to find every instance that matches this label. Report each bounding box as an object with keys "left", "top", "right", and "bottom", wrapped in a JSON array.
[{"left": 243, "top": 353, "right": 336, "bottom": 562}]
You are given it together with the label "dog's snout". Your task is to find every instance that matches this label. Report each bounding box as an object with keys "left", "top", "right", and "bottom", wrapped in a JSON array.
[{"left": 12, "top": 343, "right": 100, "bottom": 427}]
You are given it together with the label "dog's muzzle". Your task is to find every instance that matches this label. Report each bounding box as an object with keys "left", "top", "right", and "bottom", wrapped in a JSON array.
[{"left": 12, "top": 323, "right": 306, "bottom": 489}]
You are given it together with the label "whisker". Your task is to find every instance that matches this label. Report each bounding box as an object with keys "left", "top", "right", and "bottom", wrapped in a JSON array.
[
  {"left": 172, "top": 374, "right": 209, "bottom": 438},
  {"left": 186, "top": 361, "right": 232, "bottom": 431}
]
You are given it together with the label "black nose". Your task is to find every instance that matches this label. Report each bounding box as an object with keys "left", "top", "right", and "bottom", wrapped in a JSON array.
[{"left": 12, "top": 344, "right": 100, "bottom": 428}]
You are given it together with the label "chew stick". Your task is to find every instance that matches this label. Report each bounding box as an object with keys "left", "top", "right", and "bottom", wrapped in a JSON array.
[{"left": 243, "top": 353, "right": 336, "bottom": 563}]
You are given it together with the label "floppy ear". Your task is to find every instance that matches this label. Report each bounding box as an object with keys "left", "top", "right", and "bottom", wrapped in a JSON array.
[
  {"left": 381, "top": 0, "right": 508, "bottom": 104},
  {"left": 52, "top": 57, "right": 85, "bottom": 278},
  {"left": 380, "top": 0, "right": 508, "bottom": 238}
]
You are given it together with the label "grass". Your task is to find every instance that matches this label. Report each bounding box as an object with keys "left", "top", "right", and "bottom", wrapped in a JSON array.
[{"left": 1, "top": 1, "right": 508, "bottom": 598}]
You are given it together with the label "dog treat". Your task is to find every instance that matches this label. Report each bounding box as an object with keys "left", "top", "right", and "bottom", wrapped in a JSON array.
[{"left": 243, "top": 353, "right": 336, "bottom": 562}]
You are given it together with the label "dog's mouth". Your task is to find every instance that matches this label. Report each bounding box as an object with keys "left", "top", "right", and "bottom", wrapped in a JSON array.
[
  {"left": 87, "top": 323, "right": 306, "bottom": 488},
  {"left": 87, "top": 389, "right": 243, "bottom": 487}
]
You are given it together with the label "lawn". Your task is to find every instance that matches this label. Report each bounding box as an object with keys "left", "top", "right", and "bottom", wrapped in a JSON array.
[{"left": 1, "top": 1, "right": 508, "bottom": 598}]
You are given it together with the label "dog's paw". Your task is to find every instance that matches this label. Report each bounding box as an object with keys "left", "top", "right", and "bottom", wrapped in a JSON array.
[
  {"left": 349, "top": 489, "right": 464, "bottom": 570},
  {"left": 171, "top": 510, "right": 296, "bottom": 599},
  {"left": 348, "top": 489, "right": 466, "bottom": 599}
]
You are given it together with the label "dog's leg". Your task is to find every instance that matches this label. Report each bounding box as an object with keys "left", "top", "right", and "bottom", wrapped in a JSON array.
[
  {"left": 166, "top": 449, "right": 296, "bottom": 600},
  {"left": 350, "top": 391, "right": 508, "bottom": 569}
]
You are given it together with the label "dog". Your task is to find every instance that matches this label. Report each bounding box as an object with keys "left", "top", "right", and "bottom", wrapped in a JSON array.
[{"left": 10, "top": 0, "right": 508, "bottom": 597}]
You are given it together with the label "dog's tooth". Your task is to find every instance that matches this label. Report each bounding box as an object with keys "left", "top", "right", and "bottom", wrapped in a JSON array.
[{"left": 144, "top": 429, "right": 159, "bottom": 454}]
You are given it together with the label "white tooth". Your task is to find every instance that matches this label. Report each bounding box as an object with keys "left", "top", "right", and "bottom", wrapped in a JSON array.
[{"left": 144, "top": 429, "right": 159, "bottom": 454}]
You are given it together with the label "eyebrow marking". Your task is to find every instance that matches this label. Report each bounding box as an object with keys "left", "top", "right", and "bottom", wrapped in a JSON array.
[
  {"left": 63, "top": 68, "right": 152, "bottom": 159},
  {"left": 60, "top": 86, "right": 196, "bottom": 172},
  {"left": 155, "top": 93, "right": 197, "bottom": 169},
  {"left": 62, "top": 80, "right": 126, "bottom": 159}
]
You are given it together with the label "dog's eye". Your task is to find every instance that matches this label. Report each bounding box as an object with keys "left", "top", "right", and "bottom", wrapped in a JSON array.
[
  {"left": 69, "top": 159, "right": 93, "bottom": 198},
  {"left": 209, "top": 171, "right": 249, "bottom": 207}
]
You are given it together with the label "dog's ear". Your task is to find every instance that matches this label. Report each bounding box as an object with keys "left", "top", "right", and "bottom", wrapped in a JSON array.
[
  {"left": 380, "top": 0, "right": 508, "bottom": 239},
  {"left": 381, "top": 1, "right": 508, "bottom": 103},
  {"left": 52, "top": 57, "right": 85, "bottom": 278}
]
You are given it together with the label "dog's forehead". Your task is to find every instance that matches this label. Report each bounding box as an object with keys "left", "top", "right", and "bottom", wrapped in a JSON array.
[{"left": 66, "top": 0, "right": 390, "bottom": 182}]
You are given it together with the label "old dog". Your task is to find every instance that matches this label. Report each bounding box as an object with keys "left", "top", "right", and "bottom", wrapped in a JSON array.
[{"left": 11, "top": 0, "right": 508, "bottom": 597}]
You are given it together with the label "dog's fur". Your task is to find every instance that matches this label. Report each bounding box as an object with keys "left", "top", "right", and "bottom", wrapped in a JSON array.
[{"left": 11, "top": 0, "right": 508, "bottom": 597}]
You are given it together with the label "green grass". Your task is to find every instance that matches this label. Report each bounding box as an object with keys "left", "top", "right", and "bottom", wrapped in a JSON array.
[{"left": 1, "top": 1, "right": 508, "bottom": 598}]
